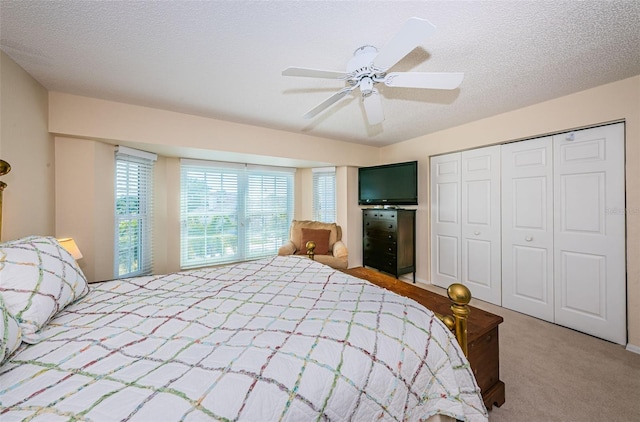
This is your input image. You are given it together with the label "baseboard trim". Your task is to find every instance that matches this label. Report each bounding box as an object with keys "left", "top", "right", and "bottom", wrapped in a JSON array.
[{"left": 626, "top": 343, "right": 640, "bottom": 354}]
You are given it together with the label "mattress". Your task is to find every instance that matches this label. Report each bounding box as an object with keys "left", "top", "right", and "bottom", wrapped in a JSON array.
[{"left": 1, "top": 255, "right": 487, "bottom": 421}]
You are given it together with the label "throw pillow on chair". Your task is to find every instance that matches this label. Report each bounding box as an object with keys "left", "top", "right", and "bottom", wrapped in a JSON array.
[{"left": 297, "top": 228, "right": 331, "bottom": 255}]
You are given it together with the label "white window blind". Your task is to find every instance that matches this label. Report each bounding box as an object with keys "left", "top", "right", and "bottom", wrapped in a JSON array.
[
  {"left": 180, "top": 160, "right": 294, "bottom": 269},
  {"left": 114, "top": 147, "right": 156, "bottom": 278},
  {"left": 313, "top": 167, "right": 336, "bottom": 223}
]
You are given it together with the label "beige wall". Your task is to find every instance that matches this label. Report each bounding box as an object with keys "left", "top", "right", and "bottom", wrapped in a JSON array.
[
  {"left": 0, "top": 51, "right": 54, "bottom": 240},
  {"left": 297, "top": 168, "right": 314, "bottom": 219},
  {"left": 339, "top": 166, "right": 362, "bottom": 268},
  {"left": 382, "top": 75, "right": 640, "bottom": 349},
  {"left": 49, "top": 94, "right": 380, "bottom": 274},
  {"left": 55, "top": 137, "right": 114, "bottom": 282},
  {"left": 163, "top": 157, "right": 182, "bottom": 273},
  {"left": 48, "top": 92, "right": 380, "bottom": 168}
]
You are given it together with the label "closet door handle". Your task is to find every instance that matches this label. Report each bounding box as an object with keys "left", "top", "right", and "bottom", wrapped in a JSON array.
[
  {"left": 474, "top": 231, "right": 480, "bottom": 235},
  {"left": 525, "top": 236, "right": 533, "bottom": 242}
]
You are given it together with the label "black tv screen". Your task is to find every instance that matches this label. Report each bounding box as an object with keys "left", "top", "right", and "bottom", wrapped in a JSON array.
[{"left": 358, "top": 161, "right": 418, "bottom": 206}]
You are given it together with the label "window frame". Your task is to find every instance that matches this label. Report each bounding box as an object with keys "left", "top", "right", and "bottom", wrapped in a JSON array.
[
  {"left": 312, "top": 167, "right": 336, "bottom": 223},
  {"left": 180, "top": 159, "right": 295, "bottom": 269},
  {"left": 114, "top": 146, "right": 156, "bottom": 278}
]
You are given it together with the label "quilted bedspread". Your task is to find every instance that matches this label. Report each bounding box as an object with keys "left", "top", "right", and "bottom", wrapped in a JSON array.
[{"left": 1, "top": 256, "right": 487, "bottom": 421}]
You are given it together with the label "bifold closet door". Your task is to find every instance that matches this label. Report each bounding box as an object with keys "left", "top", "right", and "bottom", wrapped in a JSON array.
[
  {"left": 501, "top": 137, "right": 554, "bottom": 322},
  {"left": 431, "top": 147, "right": 502, "bottom": 305},
  {"left": 430, "top": 153, "right": 461, "bottom": 288},
  {"left": 553, "top": 123, "right": 626, "bottom": 345},
  {"left": 461, "top": 146, "right": 502, "bottom": 305}
]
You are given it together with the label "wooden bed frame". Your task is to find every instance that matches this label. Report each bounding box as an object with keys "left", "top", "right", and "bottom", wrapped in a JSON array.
[
  {"left": 344, "top": 267, "right": 505, "bottom": 410},
  {"left": 306, "top": 242, "right": 506, "bottom": 410},
  {"left": 1, "top": 169, "right": 503, "bottom": 411}
]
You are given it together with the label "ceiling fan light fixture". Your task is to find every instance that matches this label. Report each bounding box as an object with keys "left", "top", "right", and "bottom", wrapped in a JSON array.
[{"left": 360, "top": 77, "right": 374, "bottom": 96}]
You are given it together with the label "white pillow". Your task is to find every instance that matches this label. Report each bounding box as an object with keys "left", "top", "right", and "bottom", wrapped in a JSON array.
[
  {"left": 0, "top": 236, "right": 89, "bottom": 343},
  {"left": 1, "top": 295, "right": 22, "bottom": 363}
]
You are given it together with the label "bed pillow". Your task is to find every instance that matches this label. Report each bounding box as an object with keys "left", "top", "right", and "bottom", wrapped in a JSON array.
[
  {"left": 1, "top": 296, "right": 22, "bottom": 364},
  {"left": 296, "top": 228, "right": 331, "bottom": 255},
  {"left": 0, "top": 236, "right": 89, "bottom": 343}
]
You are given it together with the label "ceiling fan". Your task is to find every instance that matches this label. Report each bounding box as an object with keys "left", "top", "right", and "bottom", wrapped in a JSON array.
[{"left": 282, "top": 17, "right": 464, "bottom": 126}]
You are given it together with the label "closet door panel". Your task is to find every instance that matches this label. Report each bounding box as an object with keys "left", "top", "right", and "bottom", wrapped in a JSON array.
[
  {"left": 435, "top": 235, "right": 459, "bottom": 280},
  {"left": 501, "top": 137, "right": 554, "bottom": 322},
  {"left": 553, "top": 123, "right": 626, "bottom": 345},
  {"left": 430, "top": 153, "right": 461, "bottom": 288},
  {"left": 461, "top": 146, "right": 501, "bottom": 305}
]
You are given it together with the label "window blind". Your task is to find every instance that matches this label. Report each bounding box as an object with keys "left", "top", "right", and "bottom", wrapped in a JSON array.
[
  {"left": 313, "top": 167, "right": 336, "bottom": 223},
  {"left": 180, "top": 160, "right": 294, "bottom": 269},
  {"left": 114, "top": 147, "right": 156, "bottom": 278}
]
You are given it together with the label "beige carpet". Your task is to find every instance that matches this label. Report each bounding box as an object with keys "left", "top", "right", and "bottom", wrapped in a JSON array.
[{"left": 413, "top": 281, "right": 640, "bottom": 421}]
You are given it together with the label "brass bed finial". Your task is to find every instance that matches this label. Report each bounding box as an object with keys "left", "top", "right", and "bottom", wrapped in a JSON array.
[
  {"left": 0, "top": 159, "right": 10, "bottom": 240},
  {"left": 434, "top": 282, "right": 472, "bottom": 356},
  {"left": 448, "top": 283, "right": 471, "bottom": 356},
  {"left": 305, "top": 240, "right": 316, "bottom": 260},
  {"left": 0, "top": 159, "right": 10, "bottom": 176}
]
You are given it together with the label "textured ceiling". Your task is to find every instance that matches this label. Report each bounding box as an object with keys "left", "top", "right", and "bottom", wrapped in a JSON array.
[{"left": 1, "top": 1, "right": 639, "bottom": 147}]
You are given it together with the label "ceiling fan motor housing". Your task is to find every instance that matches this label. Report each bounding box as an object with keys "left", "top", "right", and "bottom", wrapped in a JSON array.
[{"left": 347, "top": 45, "right": 386, "bottom": 90}]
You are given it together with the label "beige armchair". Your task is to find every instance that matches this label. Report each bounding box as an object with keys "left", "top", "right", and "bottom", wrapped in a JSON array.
[{"left": 278, "top": 220, "right": 348, "bottom": 269}]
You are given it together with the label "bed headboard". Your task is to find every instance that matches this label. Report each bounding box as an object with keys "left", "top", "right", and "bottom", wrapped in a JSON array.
[{"left": 0, "top": 159, "right": 11, "bottom": 240}]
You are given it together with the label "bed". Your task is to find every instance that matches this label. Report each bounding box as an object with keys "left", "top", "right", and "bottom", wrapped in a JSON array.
[{"left": 1, "top": 236, "right": 487, "bottom": 421}]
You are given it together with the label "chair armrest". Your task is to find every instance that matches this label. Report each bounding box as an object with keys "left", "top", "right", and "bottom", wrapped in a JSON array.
[
  {"left": 278, "top": 240, "right": 297, "bottom": 256},
  {"left": 332, "top": 240, "right": 348, "bottom": 259}
]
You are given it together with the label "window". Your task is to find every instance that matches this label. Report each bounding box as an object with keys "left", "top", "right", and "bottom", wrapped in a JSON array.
[
  {"left": 313, "top": 167, "right": 336, "bottom": 223},
  {"left": 180, "top": 160, "right": 294, "bottom": 269},
  {"left": 114, "top": 146, "right": 156, "bottom": 278}
]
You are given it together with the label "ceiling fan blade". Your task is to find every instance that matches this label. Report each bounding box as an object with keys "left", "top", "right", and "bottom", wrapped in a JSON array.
[
  {"left": 372, "top": 17, "right": 437, "bottom": 71},
  {"left": 303, "top": 87, "right": 353, "bottom": 118},
  {"left": 384, "top": 72, "right": 464, "bottom": 89},
  {"left": 282, "top": 67, "right": 348, "bottom": 79},
  {"left": 362, "top": 89, "right": 384, "bottom": 125}
]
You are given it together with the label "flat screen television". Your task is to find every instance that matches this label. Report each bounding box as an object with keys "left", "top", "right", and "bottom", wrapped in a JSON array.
[{"left": 358, "top": 161, "right": 418, "bottom": 206}]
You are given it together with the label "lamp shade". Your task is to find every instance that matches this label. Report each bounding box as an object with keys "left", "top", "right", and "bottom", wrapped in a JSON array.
[{"left": 57, "top": 238, "right": 83, "bottom": 260}]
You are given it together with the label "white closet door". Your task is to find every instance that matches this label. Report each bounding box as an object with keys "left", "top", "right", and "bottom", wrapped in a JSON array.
[
  {"left": 430, "top": 153, "right": 462, "bottom": 288},
  {"left": 553, "top": 123, "right": 626, "bottom": 345},
  {"left": 501, "top": 137, "right": 554, "bottom": 321},
  {"left": 461, "top": 146, "right": 502, "bottom": 305}
]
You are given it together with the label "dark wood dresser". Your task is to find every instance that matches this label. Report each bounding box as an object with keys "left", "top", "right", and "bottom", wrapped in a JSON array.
[
  {"left": 343, "top": 267, "right": 506, "bottom": 411},
  {"left": 362, "top": 209, "right": 416, "bottom": 281}
]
